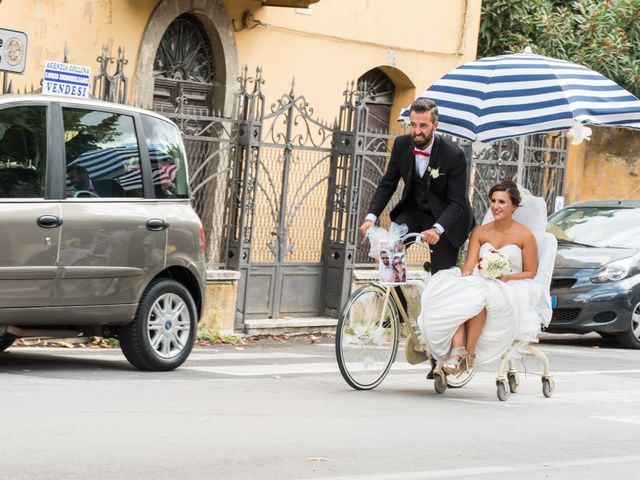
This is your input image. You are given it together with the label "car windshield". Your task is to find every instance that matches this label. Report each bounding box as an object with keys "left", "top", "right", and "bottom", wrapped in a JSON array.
[{"left": 547, "top": 206, "right": 640, "bottom": 248}]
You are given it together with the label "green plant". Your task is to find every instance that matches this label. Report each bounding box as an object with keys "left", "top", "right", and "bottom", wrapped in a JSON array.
[
  {"left": 479, "top": 0, "right": 640, "bottom": 97},
  {"left": 102, "top": 337, "right": 120, "bottom": 348},
  {"left": 197, "top": 323, "right": 245, "bottom": 345}
]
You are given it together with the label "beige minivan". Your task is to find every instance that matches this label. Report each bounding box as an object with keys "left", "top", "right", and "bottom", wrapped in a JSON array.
[{"left": 0, "top": 94, "right": 206, "bottom": 371}]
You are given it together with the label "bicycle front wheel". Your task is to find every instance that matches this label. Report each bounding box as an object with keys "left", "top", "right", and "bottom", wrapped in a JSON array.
[{"left": 335, "top": 284, "right": 400, "bottom": 390}]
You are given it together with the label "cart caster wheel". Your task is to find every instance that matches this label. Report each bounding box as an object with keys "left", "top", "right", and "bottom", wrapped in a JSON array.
[
  {"left": 542, "top": 377, "right": 554, "bottom": 398},
  {"left": 434, "top": 373, "right": 447, "bottom": 394},
  {"left": 496, "top": 380, "right": 509, "bottom": 401},
  {"left": 507, "top": 372, "right": 519, "bottom": 393}
]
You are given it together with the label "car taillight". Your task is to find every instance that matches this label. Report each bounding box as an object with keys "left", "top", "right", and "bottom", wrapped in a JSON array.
[{"left": 199, "top": 224, "right": 206, "bottom": 258}]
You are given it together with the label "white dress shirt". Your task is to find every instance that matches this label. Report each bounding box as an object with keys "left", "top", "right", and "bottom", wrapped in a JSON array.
[{"left": 413, "top": 145, "right": 431, "bottom": 178}]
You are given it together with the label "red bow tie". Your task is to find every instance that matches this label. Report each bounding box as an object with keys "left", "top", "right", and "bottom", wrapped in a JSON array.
[{"left": 412, "top": 149, "right": 430, "bottom": 157}]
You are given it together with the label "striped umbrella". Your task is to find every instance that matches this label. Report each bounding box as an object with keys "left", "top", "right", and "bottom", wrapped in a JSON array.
[
  {"left": 67, "top": 145, "right": 179, "bottom": 192},
  {"left": 401, "top": 49, "right": 640, "bottom": 144}
]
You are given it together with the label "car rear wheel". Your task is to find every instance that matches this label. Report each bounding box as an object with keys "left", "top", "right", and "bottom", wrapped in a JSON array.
[
  {"left": 616, "top": 300, "right": 640, "bottom": 349},
  {"left": 0, "top": 333, "right": 16, "bottom": 351},
  {"left": 119, "top": 279, "right": 198, "bottom": 371}
]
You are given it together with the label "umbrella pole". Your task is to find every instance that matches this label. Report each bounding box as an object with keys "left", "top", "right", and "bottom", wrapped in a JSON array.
[{"left": 516, "top": 135, "right": 525, "bottom": 185}]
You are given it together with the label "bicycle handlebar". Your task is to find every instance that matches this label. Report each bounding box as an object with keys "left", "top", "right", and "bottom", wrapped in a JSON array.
[
  {"left": 401, "top": 232, "right": 431, "bottom": 250},
  {"left": 401, "top": 232, "right": 423, "bottom": 243}
]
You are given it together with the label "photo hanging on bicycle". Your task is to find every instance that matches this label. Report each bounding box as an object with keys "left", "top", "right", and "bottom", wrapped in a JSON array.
[{"left": 378, "top": 240, "right": 406, "bottom": 285}]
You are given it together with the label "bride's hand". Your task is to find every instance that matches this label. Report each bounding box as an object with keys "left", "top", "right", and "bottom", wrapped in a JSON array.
[{"left": 461, "top": 269, "right": 473, "bottom": 277}]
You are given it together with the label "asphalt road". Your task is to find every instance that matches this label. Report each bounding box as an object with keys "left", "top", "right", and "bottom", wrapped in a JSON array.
[{"left": 1, "top": 333, "right": 639, "bottom": 480}]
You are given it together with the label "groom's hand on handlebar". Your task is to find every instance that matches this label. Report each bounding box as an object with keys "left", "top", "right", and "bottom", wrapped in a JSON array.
[
  {"left": 359, "top": 219, "right": 375, "bottom": 237},
  {"left": 421, "top": 228, "right": 441, "bottom": 245}
]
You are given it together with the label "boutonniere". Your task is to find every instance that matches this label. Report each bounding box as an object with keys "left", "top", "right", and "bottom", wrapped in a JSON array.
[{"left": 428, "top": 166, "right": 441, "bottom": 179}]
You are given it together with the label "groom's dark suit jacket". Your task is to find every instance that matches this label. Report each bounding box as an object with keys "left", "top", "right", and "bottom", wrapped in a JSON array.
[{"left": 367, "top": 134, "right": 473, "bottom": 248}]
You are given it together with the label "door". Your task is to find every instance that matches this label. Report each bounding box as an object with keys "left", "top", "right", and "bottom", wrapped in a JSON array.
[
  {"left": 55, "top": 105, "right": 166, "bottom": 307},
  {"left": 0, "top": 104, "right": 59, "bottom": 307}
]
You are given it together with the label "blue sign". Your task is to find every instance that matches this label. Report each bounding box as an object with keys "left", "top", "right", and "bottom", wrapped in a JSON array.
[{"left": 43, "top": 60, "right": 91, "bottom": 98}]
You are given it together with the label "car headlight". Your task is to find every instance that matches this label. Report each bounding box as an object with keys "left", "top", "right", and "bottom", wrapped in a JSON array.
[{"left": 591, "top": 255, "right": 640, "bottom": 283}]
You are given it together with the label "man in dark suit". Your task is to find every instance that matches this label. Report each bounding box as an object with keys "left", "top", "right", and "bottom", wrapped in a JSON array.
[{"left": 359, "top": 98, "right": 473, "bottom": 273}]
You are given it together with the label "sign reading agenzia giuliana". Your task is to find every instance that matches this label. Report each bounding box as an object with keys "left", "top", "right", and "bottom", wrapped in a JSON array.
[
  {"left": 0, "top": 28, "right": 28, "bottom": 74},
  {"left": 43, "top": 60, "right": 91, "bottom": 98}
]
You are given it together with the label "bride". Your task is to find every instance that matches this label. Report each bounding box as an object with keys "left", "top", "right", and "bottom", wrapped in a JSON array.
[{"left": 419, "top": 180, "right": 552, "bottom": 373}]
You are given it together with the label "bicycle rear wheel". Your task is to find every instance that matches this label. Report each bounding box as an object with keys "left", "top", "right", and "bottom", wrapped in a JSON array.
[{"left": 335, "top": 284, "right": 400, "bottom": 390}]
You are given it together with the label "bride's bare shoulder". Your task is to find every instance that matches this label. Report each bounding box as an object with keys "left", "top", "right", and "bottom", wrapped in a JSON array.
[
  {"left": 514, "top": 222, "right": 536, "bottom": 245},
  {"left": 513, "top": 220, "right": 534, "bottom": 236},
  {"left": 475, "top": 222, "right": 494, "bottom": 233},
  {"left": 472, "top": 222, "right": 492, "bottom": 238}
]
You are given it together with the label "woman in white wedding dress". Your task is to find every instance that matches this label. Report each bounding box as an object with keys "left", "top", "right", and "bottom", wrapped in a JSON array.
[{"left": 419, "top": 180, "right": 551, "bottom": 373}]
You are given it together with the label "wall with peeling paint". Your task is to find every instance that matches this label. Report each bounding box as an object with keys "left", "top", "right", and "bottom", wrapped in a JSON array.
[{"left": 565, "top": 127, "right": 640, "bottom": 204}]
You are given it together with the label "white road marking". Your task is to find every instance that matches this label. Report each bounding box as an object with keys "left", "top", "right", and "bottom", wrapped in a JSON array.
[
  {"left": 7, "top": 349, "right": 328, "bottom": 362},
  {"left": 294, "top": 454, "right": 640, "bottom": 480},
  {"left": 552, "top": 369, "right": 640, "bottom": 375},
  {"left": 590, "top": 415, "right": 640, "bottom": 425},
  {"left": 552, "top": 389, "right": 640, "bottom": 404},
  {"left": 188, "top": 351, "right": 329, "bottom": 360},
  {"left": 182, "top": 362, "right": 424, "bottom": 376},
  {"left": 446, "top": 398, "right": 521, "bottom": 408}
]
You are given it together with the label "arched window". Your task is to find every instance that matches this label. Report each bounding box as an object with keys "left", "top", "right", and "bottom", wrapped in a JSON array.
[
  {"left": 357, "top": 69, "right": 395, "bottom": 132},
  {"left": 153, "top": 14, "right": 216, "bottom": 113}
]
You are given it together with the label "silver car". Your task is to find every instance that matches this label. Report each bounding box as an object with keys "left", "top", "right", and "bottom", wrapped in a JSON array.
[
  {"left": 547, "top": 200, "right": 640, "bottom": 348},
  {"left": 0, "top": 95, "right": 206, "bottom": 370}
]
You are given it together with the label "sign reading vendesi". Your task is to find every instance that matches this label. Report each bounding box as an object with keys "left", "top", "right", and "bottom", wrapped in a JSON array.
[
  {"left": 0, "top": 28, "right": 28, "bottom": 74},
  {"left": 43, "top": 60, "right": 91, "bottom": 98}
]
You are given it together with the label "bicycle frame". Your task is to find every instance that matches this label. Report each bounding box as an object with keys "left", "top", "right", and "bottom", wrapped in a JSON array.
[
  {"left": 375, "top": 232, "right": 430, "bottom": 364},
  {"left": 375, "top": 282, "right": 430, "bottom": 365}
]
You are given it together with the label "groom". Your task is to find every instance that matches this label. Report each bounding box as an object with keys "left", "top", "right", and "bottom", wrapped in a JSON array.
[{"left": 359, "top": 98, "right": 474, "bottom": 273}]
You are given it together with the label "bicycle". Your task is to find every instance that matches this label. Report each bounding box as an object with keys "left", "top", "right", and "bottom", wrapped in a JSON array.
[{"left": 335, "top": 232, "right": 476, "bottom": 392}]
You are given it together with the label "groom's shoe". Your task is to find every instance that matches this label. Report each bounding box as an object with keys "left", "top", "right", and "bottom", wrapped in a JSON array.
[{"left": 426, "top": 357, "right": 436, "bottom": 380}]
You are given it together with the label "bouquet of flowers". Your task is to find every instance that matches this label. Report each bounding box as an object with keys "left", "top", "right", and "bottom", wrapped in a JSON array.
[{"left": 478, "top": 249, "right": 512, "bottom": 279}]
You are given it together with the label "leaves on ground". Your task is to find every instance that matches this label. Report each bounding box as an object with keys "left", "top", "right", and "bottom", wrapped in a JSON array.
[{"left": 9, "top": 336, "right": 119, "bottom": 349}]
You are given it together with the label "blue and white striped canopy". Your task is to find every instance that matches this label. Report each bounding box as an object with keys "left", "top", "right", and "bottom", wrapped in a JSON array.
[
  {"left": 67, "top": 145, "right": 179, "bottom": 192},
  {"left": 401, "top": 51, "right": 640, "bottom": 143}
]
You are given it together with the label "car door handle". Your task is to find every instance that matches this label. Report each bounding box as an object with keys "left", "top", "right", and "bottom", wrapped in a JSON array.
[
  {"left": 37, "top": 215, "right": 63, "bottom": 228},
  {"left": 146, "top": 218, "right": 169, "bottom": 231}
]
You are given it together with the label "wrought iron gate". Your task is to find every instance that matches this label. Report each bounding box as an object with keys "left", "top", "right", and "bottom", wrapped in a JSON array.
[
  {"left": 469, "top": 133, "right": 568, "bottom": 224},
  {"left": 226, "top": 71, "right": 336, "bottom": 323},
  {"left": 153, "top": 95, "right": 238, "bottom": 267}
]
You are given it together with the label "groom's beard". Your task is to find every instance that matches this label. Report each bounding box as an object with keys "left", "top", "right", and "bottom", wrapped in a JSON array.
[{"left": 411, "top": 132, "right": 433, "bottom": 149}]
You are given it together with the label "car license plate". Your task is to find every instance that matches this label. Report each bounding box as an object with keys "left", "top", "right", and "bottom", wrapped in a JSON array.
[{"left": 551, "top": 295, "right": 557, "bottom": 308}]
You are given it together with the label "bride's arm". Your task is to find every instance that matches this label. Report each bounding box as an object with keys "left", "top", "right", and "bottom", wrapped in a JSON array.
[
  {"left": 502, "top": 231, "right": 538, "bottom": 282},
  {"left": 462, "top": 228, "right": 482, "bottom": 276}
]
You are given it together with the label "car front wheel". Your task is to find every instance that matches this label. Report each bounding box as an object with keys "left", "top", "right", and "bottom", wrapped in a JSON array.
[
  {"left": 119, "top": 279, "right": 198, "bottom": 371},
  {"left": 0, "top": 333, "right": 16, "bottom": 352},
  {"left": 617, "top": 300, "right": 640, "bottom": 349}
]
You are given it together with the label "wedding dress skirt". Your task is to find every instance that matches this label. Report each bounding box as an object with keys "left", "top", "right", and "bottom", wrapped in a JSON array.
[{"left": 418, "top": 243, "right": 549, "bottom": 365}]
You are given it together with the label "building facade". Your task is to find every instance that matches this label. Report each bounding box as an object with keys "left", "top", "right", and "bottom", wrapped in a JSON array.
[{"left": 1, "top": 0, "right": 483, "bottom": 331}]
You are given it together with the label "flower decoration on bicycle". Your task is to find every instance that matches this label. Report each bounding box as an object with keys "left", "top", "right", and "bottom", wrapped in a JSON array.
[{"left": 366, "top": 222, "right": 409, "bottom": 285}]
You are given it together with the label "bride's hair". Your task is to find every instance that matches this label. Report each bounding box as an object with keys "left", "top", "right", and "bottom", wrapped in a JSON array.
[{"left": 489, "top": 180, "right": 521, "bottom": 207}]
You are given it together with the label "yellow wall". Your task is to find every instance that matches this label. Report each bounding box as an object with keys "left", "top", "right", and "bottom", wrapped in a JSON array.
[
  {"left": 1, "top": 0, "right": 155, "bottom": 91},
  {"left": 230, "top": 0, "right": 482, "bottom": 120},
  {"left": 2, "top": 0, "right": 482, "bottom": 124},
  {"left": 565, "top": 127, "right": 640, "bottom": 204}
]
